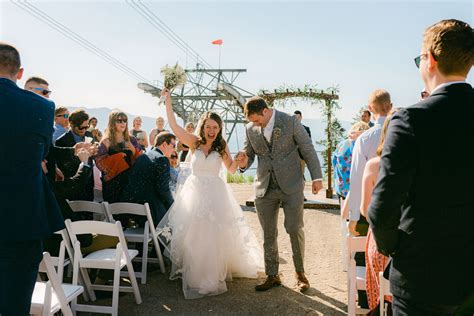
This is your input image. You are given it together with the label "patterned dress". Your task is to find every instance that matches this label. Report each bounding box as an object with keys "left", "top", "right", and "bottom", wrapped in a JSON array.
[
  {"left": 365, "top": 229, "right": 392, "bottom": 310},
  {"left": 332, "top": 138, "right": 355, "bottom": 198}
]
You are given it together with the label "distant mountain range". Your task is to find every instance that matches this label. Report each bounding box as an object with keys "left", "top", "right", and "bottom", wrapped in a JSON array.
[{"left": 70, "top": 106, "right": 353, "bottom": 152}]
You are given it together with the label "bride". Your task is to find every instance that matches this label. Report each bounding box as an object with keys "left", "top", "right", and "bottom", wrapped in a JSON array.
[{"left": 157, "top": 89, "right": 264, "bottom": 299}]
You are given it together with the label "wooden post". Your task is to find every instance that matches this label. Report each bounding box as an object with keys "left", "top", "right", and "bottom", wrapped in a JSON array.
[{"left": 326, "top": 99, "right": 333, "bottom": 198}]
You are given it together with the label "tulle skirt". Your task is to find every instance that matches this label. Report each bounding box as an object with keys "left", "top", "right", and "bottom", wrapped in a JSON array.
[{"left": 157, "top": 173, "right": 264, "bottom": 299}]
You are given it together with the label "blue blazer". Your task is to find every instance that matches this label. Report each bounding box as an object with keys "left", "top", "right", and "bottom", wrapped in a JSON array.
[
  {"left": 121, "top": 148, "right": 174, "bottom": 224},
  {"left": 368, "top": 83, "right": 474, "bottom": 305},
  {"left": 0, "top": 78, "right": 64, "bottom": 241}
]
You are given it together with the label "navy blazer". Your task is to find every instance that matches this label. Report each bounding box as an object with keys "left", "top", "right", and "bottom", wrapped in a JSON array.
[
  {"left": 368, "top": 83, "right": 474, "bottom": 305},
  {"left": 121, "top": 148, "right": 174, "bottom": 224},
  {"left": 0, "top": 78, "right": 64, "bottom": 241}
]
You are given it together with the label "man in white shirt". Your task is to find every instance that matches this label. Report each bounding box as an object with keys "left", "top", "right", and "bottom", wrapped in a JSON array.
[{"left": 347, "top": 89, "right": 392, "bottom": 236}]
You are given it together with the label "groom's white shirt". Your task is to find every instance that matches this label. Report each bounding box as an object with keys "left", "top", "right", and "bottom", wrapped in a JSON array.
[{"left": 262, "top": 109, "right": 276, "bottom": 142}]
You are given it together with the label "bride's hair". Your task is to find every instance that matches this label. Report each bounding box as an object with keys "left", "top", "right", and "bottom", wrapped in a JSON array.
[{"left": 195, "top": 111, "right": 227, "bottom": 157}]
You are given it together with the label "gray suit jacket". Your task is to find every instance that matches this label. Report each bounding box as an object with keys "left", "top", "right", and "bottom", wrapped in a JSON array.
[{"left": 243, "top": 110, "right": 322, "bottom": 197}]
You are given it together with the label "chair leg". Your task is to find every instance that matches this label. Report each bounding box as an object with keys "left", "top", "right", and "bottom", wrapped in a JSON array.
[
  {"left": 112, "top": 255, "right": 121, "bottom": 316},
  {"left": 125, "top": 256, "right": 142, "bottom": 304},
  {"left": 151, "top": 233, "right": 165, "bottom": 273},
  {"left": 80, "top": 267, "right": 96, "bottom": 302},
  {"left": 141, "top": 241, "right": 148, "bottom": 284}
]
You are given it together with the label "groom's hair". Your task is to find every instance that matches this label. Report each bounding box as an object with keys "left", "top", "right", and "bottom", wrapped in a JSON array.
[
  {"left": 155, "top": 131, "right": 176, "bottom": 147},
  {"left": 244, "top": 96, "right": 268, "bottom": 116}
]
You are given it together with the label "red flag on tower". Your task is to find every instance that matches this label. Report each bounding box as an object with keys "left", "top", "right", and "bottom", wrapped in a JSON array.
[{"left": 212, "top": 39, "right": 223, "bottom": 45}]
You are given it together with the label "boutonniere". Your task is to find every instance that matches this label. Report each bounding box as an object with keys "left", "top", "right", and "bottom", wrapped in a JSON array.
[{"left": 272, "top": 127, "right": 281, "bottom": 140}]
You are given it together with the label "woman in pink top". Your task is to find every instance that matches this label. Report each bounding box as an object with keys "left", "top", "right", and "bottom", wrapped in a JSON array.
[{"left": 360, "top": 109, "right": 399, "bottom": 312}]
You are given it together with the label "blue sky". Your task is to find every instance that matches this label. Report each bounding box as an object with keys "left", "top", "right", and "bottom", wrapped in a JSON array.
[{"left": 1, "top": 0, "right": 473, "bottom": 122}]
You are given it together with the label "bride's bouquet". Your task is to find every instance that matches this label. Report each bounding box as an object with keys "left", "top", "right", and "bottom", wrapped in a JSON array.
[{"left": 159, "top": 63, "right": 187, "bottom": 104}]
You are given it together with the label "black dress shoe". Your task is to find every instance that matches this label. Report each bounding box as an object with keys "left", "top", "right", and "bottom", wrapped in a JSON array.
[{"left": 255, "top": 275, "right": 281, "bottom": 291}]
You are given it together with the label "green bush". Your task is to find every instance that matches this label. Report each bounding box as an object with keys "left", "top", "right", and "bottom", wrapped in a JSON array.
[{"left": 227, "top": 173, "right": 254, "bottom": 184}]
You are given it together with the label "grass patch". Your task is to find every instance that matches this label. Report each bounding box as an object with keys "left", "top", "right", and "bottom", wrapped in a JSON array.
[{"left": 227, "top": 173, "right": 254, "bottom": 184}]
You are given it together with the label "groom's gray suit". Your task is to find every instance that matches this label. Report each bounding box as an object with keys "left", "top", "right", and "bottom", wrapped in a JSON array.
[{"left": 242, "top": 109, "right": 322, "bottom": 275}]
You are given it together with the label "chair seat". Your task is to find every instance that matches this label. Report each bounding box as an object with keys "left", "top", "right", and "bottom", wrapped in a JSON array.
[
  {"left": 31, "top": 282, "right": 84, "bottom": 314},
  {"left": 356, "top": 266, "right": 366, "bottom": 290},
  {"left": 81, "top": 248, "right": 139, "bottom": 269}
]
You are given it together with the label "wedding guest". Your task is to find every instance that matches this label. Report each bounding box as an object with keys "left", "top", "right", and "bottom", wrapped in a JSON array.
[
  {"left": 332, "top": 121, "right": 370, "bottom": 202},
  {"left": 24, "top": 76, "right": 51, "bottom": 99},
  {"left": 130, "top": 116, "right": 148, "bottom": 150},
  {"left": 88, "top": 117, "right": 102, "bottom": 143},
  {"left": 55, "top": 109, "right": 95, "bottom": 201},
  {"left": 347, "top": 90, "right": 392, "bottom": 237},
  {"left": 361, "top": 110, "right": 374, "bottom": 127},
  {"left": 52, "top": 106, "right": 69, "bottom": 143},
  {"left": 168, "top": 150, "right": 179, "bottom": 194},
  {"left": 177, "top": 122, "right": 195, "bottom": 162},
  {"left": 149, "top": 116, "right": 166, "bottom": 146},
  {"left": 360, "top": 109, "right": 398, "bottom": 312},
  {"left": 0, "top": 42, "right": 63, "bottom": 315},
  {"left": 121, "top": 131, "right": 175, "bottom": 224},
  {"left": 95, "top": 111, "right": 142, "bottom": 203},
  {"left": 368, "top": 19, "right": 474, "bottom": 315}
]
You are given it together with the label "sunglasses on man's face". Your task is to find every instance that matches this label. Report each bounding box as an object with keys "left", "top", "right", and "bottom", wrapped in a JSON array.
[
  {"left": 32, "top": 87, "right": 52, "bottom": 96},
  {"left": 56, "top": 113, "right": 69, "bottom": 119},
  {"left": 116, "top": 119, "right": 128, "bottom": 124},
  {"left": 77, "top": 125, "right": 89, "bottom": 131}
]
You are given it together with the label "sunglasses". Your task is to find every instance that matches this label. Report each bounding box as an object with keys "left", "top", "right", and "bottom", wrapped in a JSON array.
[
  {"left": 32, "top": 87, "right": 52, "bottom": 96},
  {"left": 116, "top": 119, "right": 128, "bottom": 124},
  {"left": 56, "top": 113, "right": 69, "bottom": 119},
  {"left": 77, "top": 125, "right": 89, "bottom": 131},
  {"left": 414, "top": 52, "right": 436, "bottom": 68},
  {"left": 170, "top": 155, "right": 178, "bottom": 159}
]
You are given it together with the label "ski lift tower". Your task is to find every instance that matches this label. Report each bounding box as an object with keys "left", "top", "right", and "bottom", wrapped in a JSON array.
[{"left": 138, "top": 67, "right": 253, "bottom": 144}]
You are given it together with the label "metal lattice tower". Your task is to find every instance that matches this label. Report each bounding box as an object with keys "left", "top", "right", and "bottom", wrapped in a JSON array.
[{"left": 138, "top": 67, "right": 254, "bottom": 143}]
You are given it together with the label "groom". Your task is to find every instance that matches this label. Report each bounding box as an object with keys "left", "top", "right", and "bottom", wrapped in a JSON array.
[{"left": 238, "top": 96, "right": 323, "bottom": 292}]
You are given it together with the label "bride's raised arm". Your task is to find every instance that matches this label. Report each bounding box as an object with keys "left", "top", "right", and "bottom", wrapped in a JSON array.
[
  {"left": 162, "top": 88, "right": 199, "bottom": 149},
  {"left": 222, "top": 144, "right": 239, "bottom": 174}
]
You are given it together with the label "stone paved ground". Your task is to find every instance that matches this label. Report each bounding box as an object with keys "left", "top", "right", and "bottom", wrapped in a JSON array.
[{"left": 84, "top": 183, "right": 347, "bottom": 315}]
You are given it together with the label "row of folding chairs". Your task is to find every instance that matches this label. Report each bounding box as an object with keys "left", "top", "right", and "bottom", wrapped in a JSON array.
[
  {"left": 344, "top": 220, "right": 392, "bottom": 316},
  {"left": 30, "top": 201, "right": 166, "bottom": 316}
]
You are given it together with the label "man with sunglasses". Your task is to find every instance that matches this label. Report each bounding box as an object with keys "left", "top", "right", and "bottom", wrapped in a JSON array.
[
  {"left": 52, "top": 106, "right": 70, "bottom": 143},
  {"left": 55, "top": 109, "right": 95, "bottom": 202},
  {"left": 0, "top": 42, "right": 64, "bottom": 316},
  {"left": 368, "top": 19, "right": 474, "bottom": 315},
  {"left": 24, "top": 76, "right": 51, "bottom": 99}
]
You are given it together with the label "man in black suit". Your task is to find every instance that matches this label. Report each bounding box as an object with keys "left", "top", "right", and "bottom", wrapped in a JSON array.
[
  {"left": 55, "top": 109, "right": 95, "bottom": 201},
  {"left": 0, "top": 42, "right": 64, "bottom": 315},
  {"left": 121, "top": 131, "right": 175, "bottom": 224},
  {"left": 368, "top": 19, "right": 474, "bottom": 315}
]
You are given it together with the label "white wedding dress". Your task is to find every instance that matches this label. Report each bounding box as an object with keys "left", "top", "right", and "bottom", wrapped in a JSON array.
[{"left": 157, "top": 149, "right": 264, "bottom": 299}]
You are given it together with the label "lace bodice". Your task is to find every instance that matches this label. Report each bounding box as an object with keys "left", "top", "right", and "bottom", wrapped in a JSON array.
[{"left": 191, "top": 149, "right": 222, "bottom": 177}]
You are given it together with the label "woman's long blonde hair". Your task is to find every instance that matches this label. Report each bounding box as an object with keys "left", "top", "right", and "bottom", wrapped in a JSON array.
[
  {"left": 376, "top": 108, "right": 400, "bottom": 157},
  {"left": 102, "top": 110, "right": 131, "bottom": 151}
]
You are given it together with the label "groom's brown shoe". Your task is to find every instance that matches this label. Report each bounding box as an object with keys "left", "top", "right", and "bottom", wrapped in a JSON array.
[
  {"left": 255, "top": 275, "right": 281, "bottom": 291},
  {"left": 295, "top": 272, "right": 310, "bottom": 292}
]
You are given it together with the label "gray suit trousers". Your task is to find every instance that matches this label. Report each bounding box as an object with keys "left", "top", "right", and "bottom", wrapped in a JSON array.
[{"left": 255, "top": 186, "right": 305, "bottom": 275}]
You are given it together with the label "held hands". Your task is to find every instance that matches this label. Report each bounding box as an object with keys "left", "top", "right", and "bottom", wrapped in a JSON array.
[
  {"left": 312, "top": 180, "right": 323, "bottom": 194},
  {"left": 76, "top": 148, "right": 91, "bottom": 163},
  {"left": 235, "top": 151, "right": 248, "bottom": 169}
]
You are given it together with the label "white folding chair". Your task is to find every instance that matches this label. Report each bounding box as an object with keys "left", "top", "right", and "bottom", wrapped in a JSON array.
[
  {"left": 30, "top": 252, "right": 84, "bottom": 316},
  {"left": 66, "top": 199, "right": 109, "bottom": 222},
  {"left": 104, "top": 202, "right": 166, "bottom": 284},
  {"left": 65, "top": 219, "right": 142, "bottom": 316},
  {"left": 347, "top": 234, "right": 370, "bottom": 316},
  {"left": 379, "top": 271, "right": 392, "bottom": 316}
]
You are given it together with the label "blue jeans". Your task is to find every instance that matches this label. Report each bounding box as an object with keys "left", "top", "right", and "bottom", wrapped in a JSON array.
[{"left": 0, "top": 240, "right": 43, "bottom": 316}]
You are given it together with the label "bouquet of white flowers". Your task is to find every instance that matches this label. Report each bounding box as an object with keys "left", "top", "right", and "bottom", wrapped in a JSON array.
[{"left": 159, "top": 63, "right": 187, "bottom": 104}]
